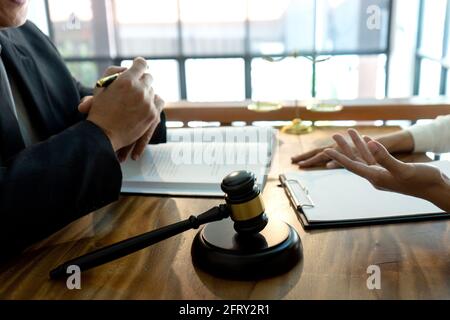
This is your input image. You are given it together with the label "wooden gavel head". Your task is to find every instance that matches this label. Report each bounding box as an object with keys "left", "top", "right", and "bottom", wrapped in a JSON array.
[{"left": 221, "top": 171, "right": 268, "bottom": 235}]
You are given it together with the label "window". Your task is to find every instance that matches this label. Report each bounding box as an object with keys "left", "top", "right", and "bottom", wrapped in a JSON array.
[
  {"left": 48, "top": 0, "right": 98, "bottom": 58},
  {"left": 121, "top": 60, "right": 180, "bottom": 102},
  {"left": 251, "top": 57, "right": 313, "bottom": 101},
  {"left": 40, "top": 0, "right": 392, "bottom": 101},
  {"left": 418, "top": 0, "right": 447, "bottom": 59},
  {"left": 27, "top": 0, "right": 50, "bottom": 35},
  {"left": 180, "top": 0, "right": 246, "bottom": 55},
  {"left": 415, "top": 0, "right": 450, "bottom": 96},
  {"left": 185, "top": 58, "right": 245, "bottom": 101},
  {"left": 316, "top": 55, "right": 387, "bottom": 99},
  {"left": 114, "top": 0, "right": 180, "bottom": 57},
  {"left": 418, "top": 59, "right": 442, "bottom": 97},
  {"left": 66, "top": 61, "right": 100, "bottom": 88},
  {"left": 316, "top": 0, "right": 390, "bottom": 53},
  {"left": 248, "top": 0, "right": 315, "bottom": 55}
]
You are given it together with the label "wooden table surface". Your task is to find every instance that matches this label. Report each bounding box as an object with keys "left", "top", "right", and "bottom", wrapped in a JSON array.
[{"left": 0, "top": 126, "right": 449, "bottom": 300}]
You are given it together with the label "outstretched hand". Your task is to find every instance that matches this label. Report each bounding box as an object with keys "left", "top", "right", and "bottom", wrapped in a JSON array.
[{"left": 324, "top": 129, "right": 450, "bottom": 211}]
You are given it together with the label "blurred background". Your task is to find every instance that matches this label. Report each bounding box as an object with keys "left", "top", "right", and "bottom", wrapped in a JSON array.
[{"left": 27, "top": 0, "right": 444, "bottom": 104}]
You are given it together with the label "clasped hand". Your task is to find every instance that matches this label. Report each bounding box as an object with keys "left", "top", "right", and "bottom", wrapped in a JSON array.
[{"left": 77, "top": 57, "right": 164, "bottom": 162}]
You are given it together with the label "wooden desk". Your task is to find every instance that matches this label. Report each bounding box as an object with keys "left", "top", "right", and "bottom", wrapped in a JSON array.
[{"left": 1, "top": 126, "right": 449, "bottom": 300}]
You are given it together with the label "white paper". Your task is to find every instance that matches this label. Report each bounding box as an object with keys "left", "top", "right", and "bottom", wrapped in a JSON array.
[
  {"left": 121, "top": 127, "right": 275, "bottom": 197},
  {"left": 283, "top": 161, "right": 450, "bottom": 222}
]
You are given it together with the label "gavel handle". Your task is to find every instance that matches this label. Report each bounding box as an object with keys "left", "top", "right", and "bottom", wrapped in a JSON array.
[{"left": 49, "top": 204, "right": 229, "bottom": 280}]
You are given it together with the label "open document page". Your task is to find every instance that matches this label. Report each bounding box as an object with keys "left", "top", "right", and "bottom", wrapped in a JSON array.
[{"left": 121, "top": 126, "right": 276, "bottom": 197}]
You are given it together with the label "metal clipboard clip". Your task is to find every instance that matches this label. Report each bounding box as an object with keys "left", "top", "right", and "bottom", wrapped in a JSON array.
[{"left": 280, "top": 175, "right": 315, "bottom": 210}]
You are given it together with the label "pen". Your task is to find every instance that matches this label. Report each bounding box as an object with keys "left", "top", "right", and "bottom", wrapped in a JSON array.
[{"left": 96, "top": 72, "right": 122, "bottom": 88}]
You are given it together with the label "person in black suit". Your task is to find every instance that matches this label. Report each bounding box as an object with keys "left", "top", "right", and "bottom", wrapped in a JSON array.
[{"left": 0, "top": 0, "right": 167, "bottom": 259}]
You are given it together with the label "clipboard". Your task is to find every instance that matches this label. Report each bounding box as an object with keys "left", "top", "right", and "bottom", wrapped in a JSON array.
[{"left": 279, "top": 168, "right": 450, "bottom": 230}]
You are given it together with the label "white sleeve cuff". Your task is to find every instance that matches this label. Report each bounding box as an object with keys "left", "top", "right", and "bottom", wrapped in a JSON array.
[
  {"left": 406, "top": 124, "right": 435, "bottom": 153},
  {"left": 406, "top": 115, "right": 450, "bottom": 153}
]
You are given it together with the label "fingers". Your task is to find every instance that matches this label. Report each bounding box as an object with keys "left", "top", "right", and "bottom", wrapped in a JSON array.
[
  {"left": 103, "top": 66, "right": 127, "bottom": 77},
  {"left": 298, "top": 152, "right": 330, "bottom": 168},
  {"left": 78, "top": 96, "right": 93, "bottom": 114},
  {"left": 154, "top": 94, "right": 165, "bottom": 112},
  {"left": 115, "top": 58, "right": 152, "bottom": 94},
  {"left": 80, "top": 96, "right": 92, "bottom": 103},
  {"left": 117, "top": 145, "right": 134, "bottom": 163},
  {"left": 326, "top": 160, "right": 342, "bottom": 169},
  {"left": 141, "top": 73, "right": 154, "bottom": 90},
  {"left": 94, "top": 67, "right": 128, "bottom": 95},
  {"left": 332, "top": 134, "right": 358, "bottom": 160},
  {"left": 122, "top": 57, "right": 148, "bottom": 81},
  {"left": 348, "top": 129, "right": 376, "bottom": 165},
  {"left": 131, "top": 95, "right": 164, "bottom": 160},
  {"left": 324, "top": 148, "right": 377, "bottom": 180},
  {"left": 363, "top": 135, "right": 373, "bottom": 144},
  {"left": 367, "top": 141, "right": 407, "bottom": 176},
  {"left": 131, "top": 128, "right": 154, "bottom": 160},
  {"left": 291, "top": 148, "right": 325, "bottom": 164}
]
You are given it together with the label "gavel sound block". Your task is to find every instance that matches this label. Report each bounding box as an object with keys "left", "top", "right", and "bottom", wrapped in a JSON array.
[{"left": 192, "top": 171, "right": 302, "bottom": 280}]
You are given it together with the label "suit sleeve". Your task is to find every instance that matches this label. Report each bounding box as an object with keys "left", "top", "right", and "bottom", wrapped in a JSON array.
[
  {"left": 0, "top": 120, "right": 122, "bottom": 259},
  {"left": 75, "top": 79, "right": 93, "bottom": 99}
]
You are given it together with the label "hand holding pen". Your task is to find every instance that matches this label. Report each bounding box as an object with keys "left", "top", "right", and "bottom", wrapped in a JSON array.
[
  {"left": 78, "top": 58, "right": 164, "bottom": 161},
  {"left": 96, "top": 72, "right": 123, "bottom": 88}
]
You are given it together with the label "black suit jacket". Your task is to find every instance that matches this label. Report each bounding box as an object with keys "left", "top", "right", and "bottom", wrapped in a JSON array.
[{"left": 0, "top": 21, "right": 167, "bottom": 259}]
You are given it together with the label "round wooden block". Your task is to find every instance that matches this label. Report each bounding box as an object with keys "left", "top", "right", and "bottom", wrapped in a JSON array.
[{"left": 191, "top": 218, "right": 302, "bottom": 280}]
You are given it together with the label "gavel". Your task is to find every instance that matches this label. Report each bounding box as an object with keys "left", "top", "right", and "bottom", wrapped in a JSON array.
[{"left": 49, "top": 171, "right": 279, "bottom": 280}]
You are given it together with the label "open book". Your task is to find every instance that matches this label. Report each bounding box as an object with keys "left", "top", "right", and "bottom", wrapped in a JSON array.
[{"left": 121, "top": 126, "right": 276, "bottom": 197}]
